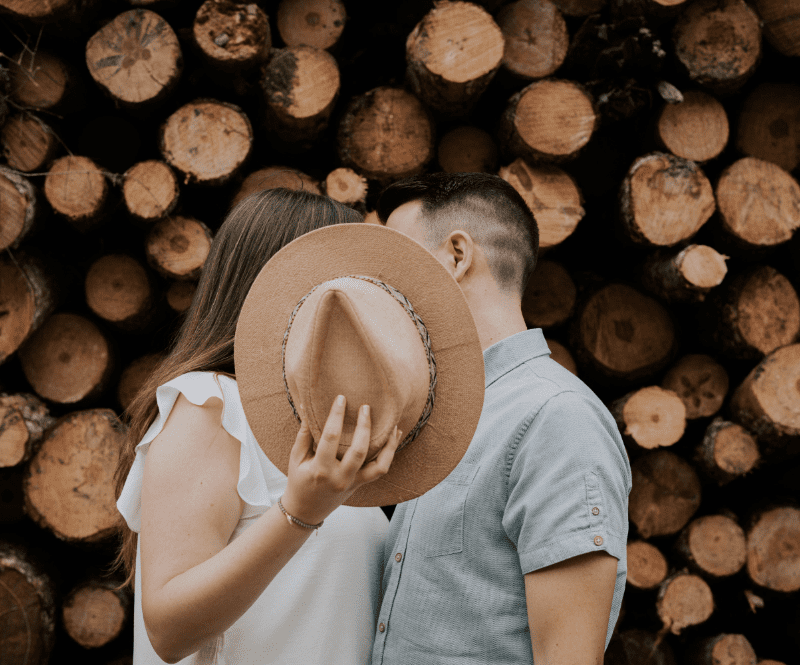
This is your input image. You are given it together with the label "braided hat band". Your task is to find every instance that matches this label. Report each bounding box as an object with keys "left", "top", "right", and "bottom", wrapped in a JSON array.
[{"left": 280, "top": 275, "right": 437, "bottom": 453}]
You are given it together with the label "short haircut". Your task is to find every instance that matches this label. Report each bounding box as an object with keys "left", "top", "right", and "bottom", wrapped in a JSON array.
[{"left": 376, "top": 172, "right": 539, "bottom": 299}]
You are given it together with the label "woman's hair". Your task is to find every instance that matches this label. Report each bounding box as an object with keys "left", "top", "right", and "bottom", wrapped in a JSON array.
[{"left": 110, "top": 188, "right": 362, "bottom": 589}]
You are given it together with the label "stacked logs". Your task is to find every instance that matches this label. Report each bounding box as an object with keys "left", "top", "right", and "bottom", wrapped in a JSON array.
[{"left": 1, "top": 0, "right": 799, "bottom": 663}]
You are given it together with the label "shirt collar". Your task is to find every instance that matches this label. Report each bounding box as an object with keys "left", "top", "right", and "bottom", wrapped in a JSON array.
[{"left": 482, "top": 328, "right": 550, "bottom": 388}]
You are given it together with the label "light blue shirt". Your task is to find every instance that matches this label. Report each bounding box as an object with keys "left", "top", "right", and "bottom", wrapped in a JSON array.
[{"left": 370, "top": 328, "right": 632, "bottom": 665}]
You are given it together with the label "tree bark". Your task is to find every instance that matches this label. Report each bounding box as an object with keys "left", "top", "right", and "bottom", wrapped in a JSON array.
[
  {"left": 145, "top": 215, "right": 213, "bottom": 281},
  {"left": 629, "top": 449, "right": 702, "bottom": 538},
  {"left": 160, "top": 99, "right": 253, "bottom": 186},
  {"left": 619, "top": 153, "right": 715, "bottom": 247},
  {"left": 18, "top": 313, "right": 113, "bottom": 404},
  {"left": 641, "top": 245, "right": 728, "bottom": 303},
  {"left": 753, "top": 0, "right": 800, "bottom": 57},
  {"left": 122, "top": 160, "right": 180, "bottom": 223},
  {"left": 0, "top": 392, "right": 54, "bottom": 468},
  {"left": 498, "top": 78, "right": 597, "bottom": 163},
  {"left": 688, "top": 634, "right": 758, "bottom": 665},
  {"left": 0, "top": 167, "right": 39, "bottom": 251},
  {"left": 661, "top": 354, "right": 729, "bottom": 419},
  {"left": 232, "top": 166, "right": 322, "bottom": 208},
  {"left": 193, "top": 0, "right": 270, "bottom": 71},
  {"left": 736, "top": 83, "right": 800, "bottom": 173},
  {"left": 1, "top": 113, "right": 58, "bottom": 173},
  {"left": 496, "top": 0, "right": 568, "bottom": 81},
  {"left": 84, "top": 254, "right": 157, "bottom": 331},
  {"left": 62, "top": 576, "right": 132, "bottom": 649},
  {"left": 405, "top": 1, "right": 504, "bottom": 116},
  {"left": 44, "top": 155, "right": 109, "bottom": 232},
  {"left": 673, "top": 0, "right": 762, "bottom": 94},
  {"left": 337, "top": 87, "right": 434, "bottom": 182},
  {"left": 498, "top": 158, "right": 584, "bottom": 251},
  {"left": 611, "top": 386, "right": 686, "bottom": 452},
  {"left": 674, "top": 514, "right": 747, "bottom": 578},
  {"left": 117, "top": 353, "right": 162, "bottom": 412},
  {"left": 23, "top": 409, "right": 125, "bottom": 544},
  {"left": 85, "top": 9, "right": 183, "bottom": 107},
  {"left": 626, "top": 540, "right": 668, "bottom": 590},
  {"left": 656, "top": 570, "right": 715, "bottom": 634},
  {"left": 655, "top": 90, "right": 729, "bottom": 163},
  {"left": 694, "top": 419, "right": 760, "bottom": 485},
  {"left": 521, "top": 259, "right": 576, "bottom": 329},
  {"left": 745, "top": 506, "right": 800, "bottom": 593},
  {"left": 437, "top": 126, "right": 498, "bottom": 174},
  {"left": 276, "top": 0, "right": 347, "bottom": 51}
]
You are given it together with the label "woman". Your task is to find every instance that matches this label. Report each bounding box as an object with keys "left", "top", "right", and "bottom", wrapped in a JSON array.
[{"left": 113, "top": 188, "right": 403, "bottom": 664}]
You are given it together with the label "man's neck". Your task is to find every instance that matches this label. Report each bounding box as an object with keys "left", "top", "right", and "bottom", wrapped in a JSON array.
[{"left": 467, "top": 294, "right": 529, "bottom": 352}]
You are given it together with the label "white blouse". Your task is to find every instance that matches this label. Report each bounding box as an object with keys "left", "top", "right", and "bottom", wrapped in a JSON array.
[{"left": 117, "top": 372, "right": 389, "bottom": 665}]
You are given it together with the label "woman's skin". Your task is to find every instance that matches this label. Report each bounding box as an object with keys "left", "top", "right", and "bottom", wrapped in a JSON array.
[{"left": 140, "top": 395, "right": 402, "bottom": 663}]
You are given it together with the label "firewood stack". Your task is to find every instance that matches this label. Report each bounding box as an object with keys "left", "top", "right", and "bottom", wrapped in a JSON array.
[{"left": 1, "top": 0, "right": 799, "bottom": 663}]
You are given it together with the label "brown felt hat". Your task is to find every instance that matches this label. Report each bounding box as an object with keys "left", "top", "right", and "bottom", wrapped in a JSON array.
[{"left": 234, "top": 223, "right": 485, "bottom": 506}]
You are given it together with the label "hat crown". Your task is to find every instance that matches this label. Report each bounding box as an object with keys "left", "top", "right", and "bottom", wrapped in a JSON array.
[{"left": 283, "top": 277, "right": 430, "bottom": 461}]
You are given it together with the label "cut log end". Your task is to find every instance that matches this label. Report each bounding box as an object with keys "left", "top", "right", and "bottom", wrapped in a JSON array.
[
  {"left": 605, "top": 629, "right": 677, "bottom": 665},
  {"left": 1, "top": 113, "right": 58, "bottom": 173},
  {"left": 232, "top": 166, "right": 322, "bottom": 208},
  {"left": 736, "top": 267, "right": 800, "bottom": 357},
  {"left": 118, "top": 354, "right": 162, "bottom": 411},
  {"left": 612, "top": 386, "right": 686, "bottom": 450},
  {"left": 10, "top": 50, "right": 68, "bottom": 110},
  {"left": 626, "top": 540, "right": 668, "bottom": 590},
  {"left": 63, "top": 582, "right": 129, "bottom": 648},
  {"left": 438, "top": 126, "right": 498, "bottom": 174},
  {"left": 545, "top": 339, "right": 577, "bottom": 375},
  {"left": 0, "top": 393, "right": 54, "bottom": 468},
  {"left": 681, "top": 514, "right": 747, "bottom": 578},
  {"left": 146, "top": 216, "right": 213, "bottom": 281},
  {"left": 746, "top": 506, "right": 800, "bottom": 593},
  {"left": 656, "top": 90, "right": 729, "bottom": 162},
  {"left": 324, "top": 167, "right": 367, "bottom": 206},
  {"left": 166, "top": 281, "right": 197, "bottom": 314},
  {"left": 44, "top": 156, "right": 108, "bottom": 231},
  {"left": 754, "top": 0, "right": 800, "bottom": 57},
  {"left": 499, "top": 159, "right": 584, "bottom": 250},
  {"left": 497, "top": 0, "right": 568, "bottom": 80},
  {"left": 693, "top": 634, "right": 757, "bottom": 665},
  {"left": 86, "top": 9, "right": 182, "bottom": 106},
  {"left": 656, "top": 572, "right": 714, "bottom": 634},
  {"left": 522, "top": 260, "right": 576, "bottom": 328},
  {"left": 123, "top": 160, "right": 180, "bottom": 222},
  {"left": 662, "top": 354, "right": 729, "bottom": 419},
  {"left": 277, "top": 0, "right": 347, "bottom": 51},
  {"left": 736, "top": 83, "right": 800, "bottom": 173},
  {"left": 194, "top": 0, "right": 270, "bottom": 70},
  {"left": 85, "top": 255, "right": 153, "bottom": 328},
  {"left": 0, "top": 168, "right": 37, "bottom": 252},
  {"left": 681, "top": 245, "right": 728, "bottom": 289}
]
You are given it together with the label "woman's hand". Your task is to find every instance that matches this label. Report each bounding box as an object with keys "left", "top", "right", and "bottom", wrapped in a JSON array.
[{"left": 281, "top": 395, "right": 402, "bottom": 525}]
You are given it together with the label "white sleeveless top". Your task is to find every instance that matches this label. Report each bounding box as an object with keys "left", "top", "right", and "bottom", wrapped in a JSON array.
[{"left": 117, "top": 372, "right": 389, "bottom": 665}]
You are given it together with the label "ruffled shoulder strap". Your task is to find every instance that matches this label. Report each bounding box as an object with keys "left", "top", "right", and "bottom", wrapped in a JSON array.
[{"left": 117, "top": 372, "right": 280, "bottom": 533}]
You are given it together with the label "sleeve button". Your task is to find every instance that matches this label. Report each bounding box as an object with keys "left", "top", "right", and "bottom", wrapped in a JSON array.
[
  {"left": 594, "top": 535, "right": 604, "bottom": 546},
  {"left": 395, "top": 552, "right": 402, "bottom": 562},
  {"left": 378, "top": 623, "right": 386, "bottom": 633},
  {"left": 592, "top": 507, "right": 600, "bottom": 516}
]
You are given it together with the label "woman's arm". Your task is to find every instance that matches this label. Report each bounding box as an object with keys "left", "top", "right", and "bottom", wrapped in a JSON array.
[{"left": 140, "top": 394, "right": 400, "bottom": 663}]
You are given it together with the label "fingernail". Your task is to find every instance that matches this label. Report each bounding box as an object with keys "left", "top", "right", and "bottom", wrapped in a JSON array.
[
  {"left": 298, "top": 403, "right": 306, "bottom": 418},
  {"left": 395, "top": 426, "right": 403, "bottom": 441},
  {"left": 337, "top": 395, "right": 346, "bottom": 406},
  {"left": 361, "top": 404, "right": 370, "bottom": 417}
]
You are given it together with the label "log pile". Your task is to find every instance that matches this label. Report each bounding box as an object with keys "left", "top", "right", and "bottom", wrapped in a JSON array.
[{"left": 0, "top": 0, "right": 798, "bottom": 663}]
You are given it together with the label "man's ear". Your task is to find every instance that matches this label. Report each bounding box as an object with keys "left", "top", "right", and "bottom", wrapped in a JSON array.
[{"left": 445, "top": 230, "right": 474, "bottom": 282}]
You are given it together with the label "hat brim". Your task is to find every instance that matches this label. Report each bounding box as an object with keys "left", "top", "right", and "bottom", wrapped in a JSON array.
[{"left": 234, "top": 223, "right": 485, "bottom": 507}]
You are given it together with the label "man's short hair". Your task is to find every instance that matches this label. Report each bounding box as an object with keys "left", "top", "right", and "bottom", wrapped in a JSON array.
[{"left": 377, "top": 172, "right": 539, "bottom": 299}]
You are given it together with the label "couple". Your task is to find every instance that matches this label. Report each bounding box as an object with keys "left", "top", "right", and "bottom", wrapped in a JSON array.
[{"left": 113, "top": 172, "right": 631, "bottom": 665}]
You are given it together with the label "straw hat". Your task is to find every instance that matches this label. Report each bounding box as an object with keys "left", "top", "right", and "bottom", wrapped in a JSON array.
[{"left": 234, "top": 222, "right": 485, "bottom": 506}]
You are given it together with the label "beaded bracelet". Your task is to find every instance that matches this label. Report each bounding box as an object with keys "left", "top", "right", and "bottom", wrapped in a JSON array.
[{"left": 277, "top": 497, "right": 324, "bottom": 536}]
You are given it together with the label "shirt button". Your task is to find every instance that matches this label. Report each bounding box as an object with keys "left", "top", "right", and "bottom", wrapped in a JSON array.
[
  {"left": 594, "top": 535, "right": 604, "bottom": 546},
  {"left": 378, "top": 623, "right": 385, "bottom": 633},
  {"left": 592, "top": 507, "right": 600, "bottom": 516},
  {"left": 395, "top": 552, "right": 402, "bottom": 562}
]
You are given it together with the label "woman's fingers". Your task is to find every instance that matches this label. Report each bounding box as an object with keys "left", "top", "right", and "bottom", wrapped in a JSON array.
[
  {"left": 341, "top": 404, "right": 371, "bottom": 471},
  {"left": 355, "top": 425, "right": 402, "bottom": 486},
  {"left": 314, "top": 395, "right": 346, "bottom": 464}
]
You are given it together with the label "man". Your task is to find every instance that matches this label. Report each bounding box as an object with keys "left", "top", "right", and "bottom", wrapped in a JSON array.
[{"left": 370, "top": 172, "right": 632, "bottom": 665}]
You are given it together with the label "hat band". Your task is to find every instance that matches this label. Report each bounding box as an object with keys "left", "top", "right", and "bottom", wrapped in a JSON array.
[{"left": 281, "top": 275, "right": 437, "bottom": 453}]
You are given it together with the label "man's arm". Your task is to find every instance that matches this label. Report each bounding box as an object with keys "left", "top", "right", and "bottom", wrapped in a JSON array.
[{"left": 524, "top": 551, "right": 618, "bottom": 665}]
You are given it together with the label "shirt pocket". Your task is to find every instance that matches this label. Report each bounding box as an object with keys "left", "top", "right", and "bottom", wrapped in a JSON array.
[{"left": 412, "top": 462, "right": 480, "bottom": 558}]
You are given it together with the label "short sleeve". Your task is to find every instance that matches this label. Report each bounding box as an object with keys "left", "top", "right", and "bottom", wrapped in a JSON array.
[
  {"left": 116, "top": 372, "right": 280, "bottom": 533},
  {"left": 502, "top": 390, "right": 631, "bottom": 575}
]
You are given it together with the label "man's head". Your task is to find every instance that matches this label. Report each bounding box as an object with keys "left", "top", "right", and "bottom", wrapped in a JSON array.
[{"left": 376, "top": 173, "right": 539, "bottom": 301}]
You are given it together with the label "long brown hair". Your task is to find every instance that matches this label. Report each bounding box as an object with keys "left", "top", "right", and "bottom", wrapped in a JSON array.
[{"left": 110, "top": 188, "right": 362, "bottom": 589}]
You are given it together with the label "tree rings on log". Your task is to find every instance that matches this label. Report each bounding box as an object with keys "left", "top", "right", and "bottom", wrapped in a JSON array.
[
  {"left": 629, "top": 449, "right": 702, "bottom": 538},
  {"left": 44, "top": 155, "right": 108, "bottom": 232},
  {"left": 675, "top": 515, "right": 747, "bottom": 578},
  {"left": 9, "top": 50, "right": 69, "bottom": 110},
  {"left": 626, "top": 540, "right": 668, "bottom": 590},
  {"left": 85, "top": 9, "right": 182, "bottom": 107},
  {"left": 656, "top": 90, "right": 729, "bottom": 163},
  {"left": 193, "top": 0, "right": 270, "bottom": 70},
  {"left": 715, "top": 158, "right": 800, "bottom": 250},
  {"left": 496, "top": 0, "right": 568, "bottom": 80},
  {"left": 85, "top": 255, "right": 155, "bottom": 331},
  {"left": 123, "top": 160, "right": 179, "bottom": 223},
  {"left": 641, "top": 245, "right": 728, "bottom": 304},
  {"left": 160, "top": 99, "right": 253, "bottom": 186},
  {"left": 545, "top": 338, "right": 577, "bottom": 375},
  {"left": 570, "top": 283, "right": 676, "bottom": 383},
  {"left": 605, "top": 628, "right": 677, "bottom": 665},
  {"left": 146, "top": 216, "right": 213, "bottom": 280},
  {"left": 499, "top": 78, "right": 596, "bottom": 163},
  {"left": 662, "top": 354, "right": 729, "bottom": 419},
  {"left": 23, "top": 409, "right": 124, "bottom": 543},
  {"left": 700, "top": 266, "right": 800, "bottom": 360},
  {"left": 730, "top": 344, "right": 800, "bottom": 460},
  {"left": 276, "top": 0, "right": 347, "bottom": 51},
  {"left": 324, "top": 167, "right": 367, "bottom": 208},
  {"left": 337, "top": 87, "right": 434, "bottom": 182},
  {"left": 498, "top": 159, "right": 584, "bottom": 250},
  {"left": 619, "top": 153, "right": 715, "bottom": 247},
  {"left": 753, "top": 0, "right": 800, "bottom": 57},
  {"left": 736, "top": 83, "right": 800, "bottom": 173},
  {"left": 673, "top": 0, "right": 761, "bottom": 93},
  {"left": 62, "top": 577, "right": 131, "bottom": 648},
  {"left": 166, "top": 280, "right": 197, "bottom": 314},
  {"left": 656, "top": 571, "right": 714, "bottom": 634},
  {"left": 0, "top": 167, "right": 38, "bottom": 251},
  {"left": 690, "top": 634, "right": 757, "bottom": 665},
  {"left": 262, "top": 45, "right": 340, "bottom": 149},
  {"left": 746, "top": 506, "right": 800, "bottom": 593},
  {"left": 0, "top": 254, "right": 55, "bottom": 365},
  {"left": 406, "top": 1, "right": 504, "bottom": 116},
  {"left": 1, "top": 113, "right": 58, "bottom": 173},
  {"left": 694, "top": 419, "right": 760, "bottom": 485},
  {"left": 0, "top": 541, "right": 56, "bottom": 665},
  {"left": 438, "top": 126, "right": 498, "bottom": 173},
  {"left": 232, "top": 165, "right": 321, "bottom": 207},
  {"left": 0, "top": 393, "right": 54, "bottom": 468},
  {"left": 611, "top": 386, "right": 687, "bottom": 452},
  {"left": 18, "top": 313, "right": 112, "bottom": 404},
  {"left": 118, "top": 353, "right": 162, "bottom": 411},
  {"left": 521, "top": 260, "right": 576, "bottom": 328}
]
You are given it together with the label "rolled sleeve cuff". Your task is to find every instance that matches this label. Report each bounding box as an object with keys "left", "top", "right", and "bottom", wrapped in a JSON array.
[{"left": 518, "top": 528, "right": 626, "bottom": 575}]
